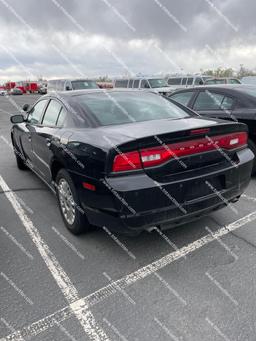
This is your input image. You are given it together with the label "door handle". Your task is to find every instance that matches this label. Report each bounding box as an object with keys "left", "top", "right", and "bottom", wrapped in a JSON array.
[{"left": 46, "top": 137, "right": 60, "bottom": 147}]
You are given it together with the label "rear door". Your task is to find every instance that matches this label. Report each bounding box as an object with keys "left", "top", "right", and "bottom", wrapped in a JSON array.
[{"left": 191, "top": 90, "right": 236, "bottom": 120}]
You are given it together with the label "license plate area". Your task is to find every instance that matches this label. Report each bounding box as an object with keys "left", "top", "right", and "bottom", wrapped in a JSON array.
[{"left": 185, "top": 176, "right": 225, "bottom": 202}]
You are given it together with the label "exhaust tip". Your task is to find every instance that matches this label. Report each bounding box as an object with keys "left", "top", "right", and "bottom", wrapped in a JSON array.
[{"left": 230, "top": 195, "right": 240, "bottom": 203}]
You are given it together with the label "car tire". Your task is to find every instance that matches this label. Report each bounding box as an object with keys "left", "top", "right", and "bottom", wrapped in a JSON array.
[
  {"left": 56, "top": 169, "right": 91, "bottom": 235},
  {"left": 248, "top": 139, "right": 256, "bottom": 175}
]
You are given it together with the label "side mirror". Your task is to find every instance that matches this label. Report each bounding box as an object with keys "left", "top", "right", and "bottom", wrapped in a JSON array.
[
  {"left": 10, "top": 114, "right": 25, "bottom": 124},
  {"left": 23, "top": 104, "right": 30, "bottom": 111},
  {"left": 66, "top": 86, "right": 72, "bottom": 91}
]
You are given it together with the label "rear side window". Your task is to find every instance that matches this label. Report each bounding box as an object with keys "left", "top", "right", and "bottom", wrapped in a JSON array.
[
  {"left": 187, "top": 78, "right": 193, "bottom": 85},
  {"left": 56, "top": 107, "right": 67, "bottom": 127},
  {"left": 193, "top": 91, "right": 234, "bottom": 110},
  {"left": 168, "top": 78, "right": 182, "bottom": 86},
  {"left": 128, "top": 79, "right": 133, "bottom": 88},
  {"left": 115, "top": 80, "right": 128, "bottom": 88},
  {"left": 170, "top": 91, "right": 194, "bottom": 106},
  {"left": 221, "top": 96, "right": 235, "bottom": 110},
  {"left": 133, "top": 79, "right": 140, "bottom": 88},
  {"left": 181, "top": 78, "right": 187, "bottom": 85},
  {"left": 42, "top": 100, "right": 62, "bottom": 126}
]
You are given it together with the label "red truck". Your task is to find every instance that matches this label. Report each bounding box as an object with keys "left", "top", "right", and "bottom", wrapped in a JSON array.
[
  {"left": 24, "top": 82, "right": 39, "bottom": 93},
  {"left": 5, "top": 82, "right": 16, "bottom": 91},
  {"left": 5, "top": 81, "right": 39, "bottom": 94},
  {"left": 16, "top": 81, "right": 39, "bottom": 93}
]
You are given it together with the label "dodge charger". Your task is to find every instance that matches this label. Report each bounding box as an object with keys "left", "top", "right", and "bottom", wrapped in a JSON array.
[{"left": 10, "top": 90, "right": 254, "bottom": 235}]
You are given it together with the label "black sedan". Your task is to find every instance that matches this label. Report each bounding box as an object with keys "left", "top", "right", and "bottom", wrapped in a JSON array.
[
  {"left": 10, "top": 90, "right": 254, "bottom": 235},
  {"left": 169, "top": 84, "right": 256, "bottom": 172}
]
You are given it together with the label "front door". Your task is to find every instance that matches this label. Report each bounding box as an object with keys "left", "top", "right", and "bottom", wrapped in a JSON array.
[
  {"left": 20, "top": 99, "right": 49, "bottom": 168},
  {"left": 31, "top": 99, "right": 63, "bottom": 183}
]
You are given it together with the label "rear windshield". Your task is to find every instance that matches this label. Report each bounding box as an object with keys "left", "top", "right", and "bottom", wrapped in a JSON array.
[
  {"left": 75, "top": 92, "right": 190, "bottom": 126},
  {"left": 71, "top": 80, "right": 98, "bottom": 90}
]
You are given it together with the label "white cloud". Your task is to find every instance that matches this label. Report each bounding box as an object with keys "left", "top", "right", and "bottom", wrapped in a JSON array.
[{"left": 0, "top": 2, "right": 256, "bottom": 83}]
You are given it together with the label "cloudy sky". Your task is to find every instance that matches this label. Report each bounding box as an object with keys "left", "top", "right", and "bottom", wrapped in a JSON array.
[{"left": 0, "top": 0, "right": 255, "bottom": 81}]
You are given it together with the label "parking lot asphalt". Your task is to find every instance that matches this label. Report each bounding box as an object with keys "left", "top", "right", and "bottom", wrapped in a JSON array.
[{"left": 1, "top": 94, "right": 256, "bottom": 341}]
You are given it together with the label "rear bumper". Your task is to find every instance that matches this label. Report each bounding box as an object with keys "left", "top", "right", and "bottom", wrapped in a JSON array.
[{"left": 80, "top": 148, "right": 254, "bottom": 234}]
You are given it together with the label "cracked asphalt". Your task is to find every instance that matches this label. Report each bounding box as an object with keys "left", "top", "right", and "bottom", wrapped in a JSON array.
[{"left": 1, "top": 94, "right": 256, "bottom": 341}]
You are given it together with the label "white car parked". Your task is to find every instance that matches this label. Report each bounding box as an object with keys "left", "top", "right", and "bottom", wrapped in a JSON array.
[
  {"left": 0, "top": 89, "right": 7, "bottom": 96},
  {"left": 166, "top": 75, "right": 212, "bottom": 91},
  {"left": 113, "top": 77, "right": 174, "bottom": 95}
]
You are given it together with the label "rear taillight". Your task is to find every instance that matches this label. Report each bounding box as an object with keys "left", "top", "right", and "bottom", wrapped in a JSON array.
[
  {"left": 112, "top": 132, "right": 247, "bottom": 172},
  {"left": 112, "top": 150, "right": 142, "bottom": 172},
  {"left": 215, "top": 132, "right": 248, "bottom": 149}
]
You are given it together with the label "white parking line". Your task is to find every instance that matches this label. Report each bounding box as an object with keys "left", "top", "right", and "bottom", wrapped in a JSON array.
[
  {"left": 242, "top": 194, "right": 256, "bottom": 202},
  {"left": 2, "top": 209, "right": 256, "bottom": 341},
  {"left": 0, "top": 175, "right": 110, "bottom": 341}
]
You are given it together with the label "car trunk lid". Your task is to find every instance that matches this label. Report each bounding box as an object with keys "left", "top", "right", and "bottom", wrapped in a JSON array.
[{"left": 108, "top": 119, "right": 247, "bottom": 180}]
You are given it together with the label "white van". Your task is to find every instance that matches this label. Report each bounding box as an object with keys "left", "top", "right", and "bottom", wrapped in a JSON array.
[
  {"left": 113, "top": 77, "right": 174, "bottom": 95},
  {"left": 167, "top": 75, "right": 211, "bottom": 90},
  {"left": 47, "top": 79, "right": 99, "bottom": 92}
]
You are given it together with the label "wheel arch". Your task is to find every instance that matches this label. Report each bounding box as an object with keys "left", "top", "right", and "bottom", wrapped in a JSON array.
[{"left": 50, "top": 159, "right": 65, "bottom": 182}]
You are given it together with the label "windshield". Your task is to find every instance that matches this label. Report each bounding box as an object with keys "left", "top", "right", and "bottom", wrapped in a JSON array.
[
  {"left": 202, "top": 76, "right": 211, "bottom": 81},
  {"left": 228, "top": 79, "right": 241, "bottom": 84},
  {"left": 71, "top": 80, "right": 99, "bottom": 90},
  {"left": 206, "top": 79, "right": 226, "bottom": 84},
  {"left": 75, "top": 92, "right": 190, "bottom": 126},
  {"left": 148, "top": 79, "right": 169, "bottom": 88}
]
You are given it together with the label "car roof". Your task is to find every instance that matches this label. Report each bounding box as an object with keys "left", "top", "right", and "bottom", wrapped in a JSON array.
[
  {"left": 48, "top": 78, "right": 96, "bottom": 82},
  {"left": 171, "top": 84, "right": 256, "bottom": 92},
  {"left": 167, "top": 75, "right": 208, "bottom": 78},
  {"left": 42, "top": 88, "right": 159, "bottom": 98},
  {"left": 114, "top": 76, "right": 165, "bottom": 80},
  {"left": 206, "top": 77, "right": 239, "bottom": 80}
]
